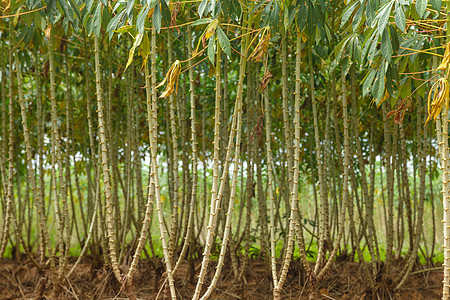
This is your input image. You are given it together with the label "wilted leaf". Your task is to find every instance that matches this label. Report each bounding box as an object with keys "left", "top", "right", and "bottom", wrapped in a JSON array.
[
  {"left": 260, "top": 70, "right": 273, "bottom": 91},
  {"left": 438, "top": 43, "right": 450, "bottom": 71},
  {"left": 155, "top": 60, "right": 182, "bottom": 98},
  {"left": 44, "top": 24, "right": 52, "bottom": 38},
  {"left": 249, "top": 27, "right": 270, "bottom": 62},
  {"left": 170, "top": 2, "right": 181, "bottom": 33},
  {"left": 426, "top": 77, "right": 449, "bottom": 125}
]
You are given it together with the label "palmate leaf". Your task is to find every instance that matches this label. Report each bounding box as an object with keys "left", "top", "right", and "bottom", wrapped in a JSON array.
[
  {"left": 367, "top": 37, "right": 378, "bottom": 63},
  {"left": 85, "top": 11, "right": 94, "bottom": 35},
  {"left": 284, "top": 3, "right": 297, "bottom": 30}
]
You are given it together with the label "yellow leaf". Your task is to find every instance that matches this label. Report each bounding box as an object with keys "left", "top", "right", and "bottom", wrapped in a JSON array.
[
  {"left": 425, "top": 77, "right": 449, "bottom": 125},
  {"left": 205, "top": 19, "right": 219, "bottom": 40},
  {"left": 249, "top": 27, "right": 270, "bottom": 62},
  {"left": 155, "top": 60, "right": 182, "bottom": 99},
  {"left": 301, "top": 33, "right": 307, "bottom": 43},
  {"left": 438, "top": 43, "right": 450, "bottom": 71},
  {"left": 4, "top": 0, "right": 11, "bottom": 11},
  {"left": 44, "top": 24, "right": 52, "bottom": 39}
]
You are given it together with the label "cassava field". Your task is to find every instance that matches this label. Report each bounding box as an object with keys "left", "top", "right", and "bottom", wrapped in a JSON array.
[{"left": 1, "top": 0, "right": 450, "bottom": 299}]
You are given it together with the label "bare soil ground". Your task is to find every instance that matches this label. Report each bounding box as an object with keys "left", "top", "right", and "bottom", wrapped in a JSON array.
[{"left": 0, "top": 256, "right": 442, "bottom": 299}]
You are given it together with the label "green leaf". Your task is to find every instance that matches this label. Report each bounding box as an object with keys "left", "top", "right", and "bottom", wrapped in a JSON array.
[
  {"left": 222, "top": 0, "right": 241, "bottom": 21},
  {"left": 341, "top": 1, "right": 359, "bottom": 29},
  {"left": 27, "top": 0, "right": 42, "bottom": 9},
  {"left": 68, "top": 0, "right": 82, "bottom": 21},
  {"left": 208, "top": 33, "right": 215, "bottom": 65},
  {"left": 260, "top": 0, "right": 273, "bottom": 27},
  {"left": 398, "top": 77, "right": 411, "bottom": 99},
  {"left": 251, "top": 0, "right": 267, "bottom": 14},
  {"left": 93, "top": 2, "right": 102, "bottom": 38},
  {"left": 85, "top": 10, "right": 94, "bottom": 35},
  {"left": 269, "top": 0, "right": 280, "bottom": 30},
  {"left": 192, "top": 18, "right": 211, "bottom": 26},
  {"left": 138, "top": 32, "right": 150, "bottom": 62},
  {"left": 57, "top": 0, "right": 73, "bottom": 23},
  {"left": 416, "top": 0, "right": 428, "bottom": 18},
  {"left": 430, "top": 0, "right": 442, "bottom": 11},
  {"left": 107, "top": 9, "right": 126, "bottom": 39},
  {"left": 363, "top": 68, "right": 377, "bottom": 97},
  {"left": 136, "top": 4, "right": 150, "bottom": 34},
  {"left": 376, "top": 62, "right": 386, "bottom": 100},
  {"left": 341, "top": 56, "right": 351, "bottom": 76},
  {"left": 389, "top": 25, "right": 399, "bottom": 53},
  {"left": 125, "top": 33, "right": 143, "bottom": 71},
  {"left": 216, "top": 26, "right": 231, "bottom": 57},
  {"left": 149, "top": 0, "right": 158, "bottom": 9},
  {"left": 126, "top": 0, "right": 134, "bottom": 17},
  {"left": 296, "top": 1, "right": 307, "bottom": 31},
  {"left": 381, "top": 28, "right": 393, "bottom": 62},
  {"left": 394, "top": 4, "right": 405, "bottom": 32},
  {"left": 352, "top": 4, "right": 364, "bottom": 32},
  {"left": 377, "top": 1, "right": 394, "bottom": 36},
  {"left": 85, "top": 0, "right": 94, "bottom": 15},
  {"left": 367, "top": 38, "right": 378, "bottom": 63},
  {"left": 160, "top": 0, "right": 171, "bottom": 26},
  {"left": 198, "top": 0, "right": 208, "bottom": 18},
  {"left": 153, "top": 2, "right": 161, "bottom": 33}
]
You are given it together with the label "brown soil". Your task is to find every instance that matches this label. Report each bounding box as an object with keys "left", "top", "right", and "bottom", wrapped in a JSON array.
[{"left": 0, "top": 256, "right": 442, "bottom": 299}]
